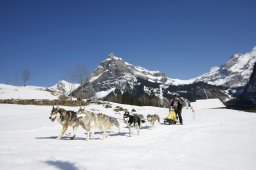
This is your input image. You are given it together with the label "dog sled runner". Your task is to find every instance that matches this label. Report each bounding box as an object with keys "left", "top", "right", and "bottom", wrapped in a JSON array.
[{"left": 164, "top": 109, "right": 178, "bottom": 125}]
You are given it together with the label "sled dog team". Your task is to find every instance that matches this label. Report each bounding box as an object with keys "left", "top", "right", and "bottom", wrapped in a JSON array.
[{"left": 49, "top": 106, "right": 160, "bottom": 140}]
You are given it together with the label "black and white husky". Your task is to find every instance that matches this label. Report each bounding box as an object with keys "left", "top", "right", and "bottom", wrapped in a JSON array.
[
  {"left": 123, "top": 111, "right": 141, "bottom": 137},
  {"left": 49, "top": 106, "right": 79, "bottom": 140}
]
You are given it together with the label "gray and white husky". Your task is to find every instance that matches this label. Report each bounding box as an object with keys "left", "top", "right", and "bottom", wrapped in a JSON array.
[
  {"left": 147, "top": 114, "right": 160, "bottom": 128},
  {"left": 98, "top": 113, "right": 120, "bottom": 133},
  {"left": 77, "top": 108, "right": 116, "bottom": 140},
  {"left": 49, "top": 106, "right": 79, "bottom": 140}
]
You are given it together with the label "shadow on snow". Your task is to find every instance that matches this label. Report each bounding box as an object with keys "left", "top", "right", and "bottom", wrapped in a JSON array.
[{"left": 44, "top": 160, "right": 82, "bottom": 170}]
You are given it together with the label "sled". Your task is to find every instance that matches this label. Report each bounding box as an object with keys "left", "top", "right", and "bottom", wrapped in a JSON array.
[{"left": 164, "top": 109, "right": 178, "bottom": 125}]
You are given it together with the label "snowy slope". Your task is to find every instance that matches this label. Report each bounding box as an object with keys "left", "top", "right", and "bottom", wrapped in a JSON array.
[
  {"left": 192, "top": 98, "right": 226, "bottom": 109},
  {"left": 0, "top": 81, "right": 79, "bottom": 100},
  {"left": 0, "top": 101, "right": 256, "bottom": 170},
  {"left": 0, "top": 84, "right": 58, "bottom": 100}
]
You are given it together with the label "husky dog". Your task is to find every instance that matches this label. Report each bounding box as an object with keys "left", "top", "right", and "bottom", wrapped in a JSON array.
[
  {"left": 135, "top": 114, "right": 146, "bottom": 124},
  {"left": 123, "top": 111, "right": 141, "bottom": 137},
  {"left": 76, "top": 108, "right": 99, "bottom": 140},
  {"left": 77, "top": 108, "right": 115, "bottom": 140},
  {"left": 49, "top": 106, "right": 79, "bottom": 140},
  {"left": 98, "top": 113, "right": 120, "bottom": 133},
  {"left": 147, "top": 114, "right": 160, "bottom": 128},
  {"left": 131, "top": 109, "right": 146, "bottom": 124}
]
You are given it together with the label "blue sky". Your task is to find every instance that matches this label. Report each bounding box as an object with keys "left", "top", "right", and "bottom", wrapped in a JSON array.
[{"left": 0, "top": 0, "right": 255, "bottom": 87}]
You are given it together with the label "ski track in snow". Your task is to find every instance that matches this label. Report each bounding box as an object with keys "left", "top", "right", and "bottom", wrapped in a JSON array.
[{"left": 0, "top": 103, "right": 256, "bottom": 170}]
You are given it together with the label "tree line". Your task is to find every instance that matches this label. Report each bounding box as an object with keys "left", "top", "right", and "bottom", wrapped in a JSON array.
[{"left": 106, "top": 91, "right": 171, "bottom": 107}]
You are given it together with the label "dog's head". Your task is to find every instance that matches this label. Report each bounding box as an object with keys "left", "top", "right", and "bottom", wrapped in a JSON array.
[
  {"left": 49, "top": 106, "right": 61, "bottom": 122},
  {"left": 147, "top": 115, "right": 153, "bottom": 122},
  {"left": 77, "top": 107, "right": 85, "bottom": 114},
  {"left": 76, "top": 107, "right": 92, "bottom": 123},
  {"left": 98, "top": 113, "right": 105, "bottom": 118},
  {"left": 76, "top": 107, "right": 85, "bottom": 120},
  {"left": 123, "top": 111, "right": 130, "bottom": 123}
]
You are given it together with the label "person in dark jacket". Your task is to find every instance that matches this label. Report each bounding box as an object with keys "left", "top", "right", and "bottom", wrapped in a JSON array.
[{"left": 170, "top": 94, "right": 183, "bottom": 125}]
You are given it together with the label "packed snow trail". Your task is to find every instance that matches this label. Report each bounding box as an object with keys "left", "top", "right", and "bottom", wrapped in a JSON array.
[{"left": 0, "top": 102, "right": 256, "bottom": 170}]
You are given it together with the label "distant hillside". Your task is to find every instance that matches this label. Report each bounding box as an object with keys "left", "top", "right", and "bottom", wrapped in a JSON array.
[
  {"left": 0, "top": 80, "right": 79, "bottom": 100},
  {"left": 0, "top": 84, "right": 58, "bottom": 100}
]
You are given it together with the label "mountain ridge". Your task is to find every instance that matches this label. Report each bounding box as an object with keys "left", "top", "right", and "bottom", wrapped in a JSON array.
[{"left": 71, "top": 47, "right": 255, "bottom": 104}]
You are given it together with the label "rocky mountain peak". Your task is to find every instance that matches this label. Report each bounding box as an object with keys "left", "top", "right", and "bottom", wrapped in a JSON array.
[
  {"left": 195, "top": 47, "right": 256, "bottom": 87},
  {"left": 72, "top": 47, "right": 255, "bottom": 101}
]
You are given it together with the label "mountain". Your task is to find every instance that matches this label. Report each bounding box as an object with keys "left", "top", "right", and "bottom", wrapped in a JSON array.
[
  {"left": 49, "top": 80, "right": 80, "bottom": 96},
  {"left": 71, "top": 54, "right": 229, "bottom": 103},
  {"left": 241, "top": 62, "right": 256, "bottom": 100},
  {"left": 226, "top": 62, "right": 256, "bottom": 109},
  {"left": 239, "top": 61, "right": 256, "bottom": 108},
  {"left": 194, "top": 47, "right": 256, "bottom": 87},
  {"left": 72, "top": 47, "right": 256, "bottom": 103}
]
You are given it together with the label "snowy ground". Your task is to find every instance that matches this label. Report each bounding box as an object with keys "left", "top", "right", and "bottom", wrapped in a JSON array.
[{"left": 0, "top": 101, "right": 256, "bottom": 170}]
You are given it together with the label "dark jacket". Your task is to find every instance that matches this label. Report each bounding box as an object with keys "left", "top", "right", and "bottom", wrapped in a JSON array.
[{"left": 170, "top": 98, "right": 183, "bottom": 112}]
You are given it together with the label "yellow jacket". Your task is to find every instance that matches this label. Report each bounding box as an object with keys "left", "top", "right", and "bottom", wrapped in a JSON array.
[{"left": 167, "top": 110, "right": 176, "bottom": 120}]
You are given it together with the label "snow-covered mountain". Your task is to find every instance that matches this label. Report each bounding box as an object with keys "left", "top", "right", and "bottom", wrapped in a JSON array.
[
  {"left": 88, "top": 55, "right": 191, "bottom": 87},
  {"left": 49, "top": 80, "right": 80, "bottom": 96},
  {"left": 227, "top": 62, "right": 256, "bottom": 108},
  {"left": 72, "top": 47, "right": 255, "bottom": 101},
  {"left": 71, "top": 54, "right": 229, "bottom": 102},
  {"left": 194, "top": 47, "right": 256, "bottom": 87}
]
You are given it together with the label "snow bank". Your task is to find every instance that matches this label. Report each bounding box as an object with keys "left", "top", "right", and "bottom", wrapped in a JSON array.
[{"left": 191, "top": 98, "right": 226, "bottom": 110}]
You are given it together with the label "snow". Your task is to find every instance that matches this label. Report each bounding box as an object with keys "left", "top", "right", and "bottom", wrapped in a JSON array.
[
  {"left": 229, "top": 54, "right": 252, "bottom": 73},
  {"left": 95, "top": 87, "right": 116, "bottom": 99},
  {"left": 0, "top": 84, "right": 58, "bottom": 100},
  {"left": 89, "top": 73, "right": 104, "bottom": 83},
  {"left": 133, "top": 66, "right": 164, "bottom": 83},
  {"left": 191, "top": 98, "right": 226, "bottom": 110},
  {"left": 194, "top": 47, "right": 256, "bottom": 87},
  {"left": 0, "top": 100, "right": 256, "bottom": 170},
  {"left": 49, "top": 80, "right": 80, "bottom": 95},
  {"left": 104, "top": 55, "right": 122, "bottom": 62},
  {"left": 166, "top": 78, "right": 195, "bottom": 85}
]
